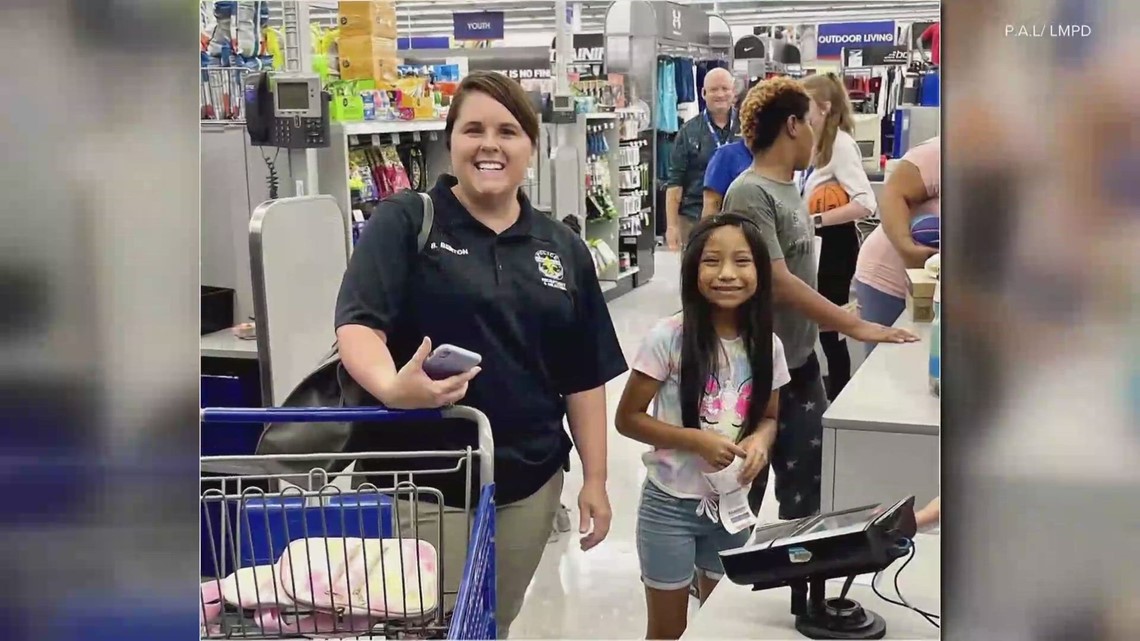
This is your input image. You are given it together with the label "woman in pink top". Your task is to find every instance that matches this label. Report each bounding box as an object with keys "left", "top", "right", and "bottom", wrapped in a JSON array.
[{"left": 853, "top": 137, "right": 940, "bottom": 346}]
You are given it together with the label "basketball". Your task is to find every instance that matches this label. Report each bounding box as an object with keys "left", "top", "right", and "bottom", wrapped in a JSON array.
[
  {"left": 910, "top": 213, "right": 940, "bottom": 248},
  {"left": 808, "top": 182, "right": 850, "bottom": 214}
]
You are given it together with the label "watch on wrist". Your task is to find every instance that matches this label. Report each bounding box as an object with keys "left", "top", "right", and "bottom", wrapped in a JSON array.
[{"left": 812, "top": 214, "right": 824, "bottom": 228}]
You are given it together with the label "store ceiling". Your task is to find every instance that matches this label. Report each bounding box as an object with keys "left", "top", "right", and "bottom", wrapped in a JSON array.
[{"left": 267, "top": 1, "right": 940, "bottom": 36}]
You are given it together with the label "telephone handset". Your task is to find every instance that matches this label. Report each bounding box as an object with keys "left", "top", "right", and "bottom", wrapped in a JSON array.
[
  {"left": 244, "top": 72, "right": 330, "bottom": 149},
  {"left": 244, "top": 72, "right": 273, "bottom": 145}
]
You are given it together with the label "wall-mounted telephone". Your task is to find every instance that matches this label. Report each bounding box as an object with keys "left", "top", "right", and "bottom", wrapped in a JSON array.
[{"left": 244, "top": 72, "right": 331, "bottom": 149}]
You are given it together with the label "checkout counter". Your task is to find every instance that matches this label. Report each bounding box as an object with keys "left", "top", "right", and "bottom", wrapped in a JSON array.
[
  {"left": 201, "top": 329, "right": 258, "bottom": 360},
  {"left": 819, "top": 316, "right": 939, "bottom": 514},
  {"left": 201, "top": 196, "right": 348, "bottom": 456}
]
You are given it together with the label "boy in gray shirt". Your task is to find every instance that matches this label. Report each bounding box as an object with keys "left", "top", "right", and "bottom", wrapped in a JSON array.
[{"left": 721, "top": 78, "right": 917, "bottom": 518}]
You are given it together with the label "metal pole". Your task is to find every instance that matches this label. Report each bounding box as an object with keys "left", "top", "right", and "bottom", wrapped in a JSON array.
[
  {"left": 554, "top": 0, "right": 571, "bottom": 95},
  {"left": 281, "top": 0, "right": 319, "bottom": 197},
  {"left": 281, "top": 1, "right": 302, "bottom": 73}
]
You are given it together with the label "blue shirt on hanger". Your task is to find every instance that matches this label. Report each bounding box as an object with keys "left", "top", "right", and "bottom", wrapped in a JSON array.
[
  {"left": 657, "top": 58, "right": 679, "bottom": 133},
  {"left": 674, "top": 57, "right": 696, "bottom": 103}
]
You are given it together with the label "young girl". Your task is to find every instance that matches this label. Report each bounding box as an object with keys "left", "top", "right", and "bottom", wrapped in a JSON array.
[{"left": 615, "top": 213, "right": 791, "bottom": 640}]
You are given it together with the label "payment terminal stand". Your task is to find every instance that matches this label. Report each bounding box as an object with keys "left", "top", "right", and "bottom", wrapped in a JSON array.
[
  {"left": 792, "top": 574, "right": 888, "bottom": 639},
  {"left": 720, "top": 497, "right": 919, "bottom": 639}
]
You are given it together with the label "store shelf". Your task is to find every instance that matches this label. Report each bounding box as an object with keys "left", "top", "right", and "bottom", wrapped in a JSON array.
[
  {"left": 200, "top": 120, "right": 247, "bottom": 128},
  {"left": 602, "top": 266, "right": 640, "bottom": 282},
  {"left": 341, "top": 119, "right": 448, "bottom": 136},
  {"left": 584, "top": 112, "right": 617, "bottom": 120}
]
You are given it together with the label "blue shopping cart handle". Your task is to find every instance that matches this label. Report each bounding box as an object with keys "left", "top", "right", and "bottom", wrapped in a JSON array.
[{"left": 201, "top": 407, "right": 444, "bottom": 424}]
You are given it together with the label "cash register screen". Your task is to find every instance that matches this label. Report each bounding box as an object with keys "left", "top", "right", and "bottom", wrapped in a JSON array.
[
  {"left": 799, "top": 505, "right": 885, "bottom": 537},
  {"left": 277, "top": 82, "right": 310, "bottom": 110},
  {"left": 747, "top": 504, "right": 887, "bottom": 548},
  {"left": 747, "top": 520, "right": 807, "bottom": 547}
]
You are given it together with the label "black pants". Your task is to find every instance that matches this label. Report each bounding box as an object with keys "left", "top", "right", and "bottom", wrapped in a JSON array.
[
  {"left": 747, "top": 353, "right": 828, "bottom": 520},
  {"left": 816, "top": 222, "right": 859, "bottom": 400}
]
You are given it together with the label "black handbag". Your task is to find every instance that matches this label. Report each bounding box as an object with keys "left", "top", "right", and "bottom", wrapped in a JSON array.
[{"left": 251, "top": 190, "right": 434, "bottom": 475}]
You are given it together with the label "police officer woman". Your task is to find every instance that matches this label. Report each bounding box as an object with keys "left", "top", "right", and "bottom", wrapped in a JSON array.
[{"left": 334, "top": 71, "right": 628, "bottom": 637}]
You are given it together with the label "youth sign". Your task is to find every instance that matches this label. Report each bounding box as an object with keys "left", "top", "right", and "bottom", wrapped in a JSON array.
[
  {"left": 816, "top": 21, "right": 895, "bottom": 59},
  {"left": 453, "top": 12, "right": 505, "bottom": 41}
]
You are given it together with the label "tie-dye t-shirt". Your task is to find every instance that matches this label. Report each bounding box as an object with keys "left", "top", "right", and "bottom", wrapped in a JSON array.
[{"left": 632, "top": 314, "right": 791, "bottom": 499}]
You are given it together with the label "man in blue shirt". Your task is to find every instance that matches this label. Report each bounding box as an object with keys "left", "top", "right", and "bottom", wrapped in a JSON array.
[{"left": 701, "top": 90, "right": 752, "bottom": 218}]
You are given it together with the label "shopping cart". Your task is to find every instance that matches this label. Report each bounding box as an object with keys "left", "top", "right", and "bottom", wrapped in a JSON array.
[
  {"left": 200, "top": 406, "right": 496, "bottom": 640},
  {"left": 201, "top": 66, "right": 250, "bottom": 121}
]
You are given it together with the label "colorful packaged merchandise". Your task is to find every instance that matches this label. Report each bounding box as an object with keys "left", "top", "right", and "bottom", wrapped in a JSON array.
[
  {"left": 338, "top": 35, "right": 399, "bottom": 82},
  {"left": 337, "top": 0, "right": 398, "bottom": 39}
]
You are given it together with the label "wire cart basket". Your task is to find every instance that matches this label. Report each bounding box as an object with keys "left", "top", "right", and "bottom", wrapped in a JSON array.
[{"left": 200, "top": 406, "right": 496, "bottom": 640}]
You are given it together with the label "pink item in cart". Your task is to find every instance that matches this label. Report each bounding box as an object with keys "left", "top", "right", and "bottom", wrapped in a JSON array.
[
  {"left": 278, "top": 537, "right": 440, "bottom": 619},
  {"left": 200, "top": 581, "right": 223, "bottom": 636}
]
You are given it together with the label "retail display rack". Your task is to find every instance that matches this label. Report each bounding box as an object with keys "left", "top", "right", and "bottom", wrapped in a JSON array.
[{"left": 604, "top": 0, "right": 734, "bottom": 284}]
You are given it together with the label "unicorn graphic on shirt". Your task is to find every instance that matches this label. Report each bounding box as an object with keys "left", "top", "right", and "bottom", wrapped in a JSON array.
[{"left": 699, "top": 375, "right": 753, "bottom": 443}]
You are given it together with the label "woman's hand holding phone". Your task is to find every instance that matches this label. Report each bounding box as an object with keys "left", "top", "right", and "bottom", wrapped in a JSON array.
[{"left": 378, "top": 337, "right": 481, "bottom": 410}]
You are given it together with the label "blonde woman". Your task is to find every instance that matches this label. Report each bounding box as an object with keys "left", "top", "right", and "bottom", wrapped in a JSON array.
[{"left": 800, "top": 72, "right": 877, "bottom": 399}]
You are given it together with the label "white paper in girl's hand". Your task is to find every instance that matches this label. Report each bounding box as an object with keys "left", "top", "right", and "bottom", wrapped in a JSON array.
[{"left": 703, "top": 458, "right": 758, "bottom": 534}]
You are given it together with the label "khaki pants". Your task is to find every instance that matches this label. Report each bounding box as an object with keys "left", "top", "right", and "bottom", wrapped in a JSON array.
[{"left": 396, "top": 471, "right": 564, "bottom": 639}]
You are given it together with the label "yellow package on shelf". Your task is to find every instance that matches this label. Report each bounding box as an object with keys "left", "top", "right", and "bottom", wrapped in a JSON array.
[
  {"left": 337, "top": 0, "right": 398, "bottom": 39},
  {"left": 339, "top": 35, "right": 398, "bottom": 82}
]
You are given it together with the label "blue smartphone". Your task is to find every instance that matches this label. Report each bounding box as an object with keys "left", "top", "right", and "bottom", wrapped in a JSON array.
[{"left": 423, "top": 344, "right": 482, "bottom": 380}]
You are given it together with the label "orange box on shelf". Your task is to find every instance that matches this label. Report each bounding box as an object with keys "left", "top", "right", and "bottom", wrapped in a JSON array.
[
  {"left": 337, "top": 1, "right": 398, "bottom": 39},
  {"left": 338, "top": 35, "right": 398, "bottom": 81}
]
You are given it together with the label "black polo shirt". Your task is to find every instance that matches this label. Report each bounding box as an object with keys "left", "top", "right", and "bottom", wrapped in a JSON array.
[
  {"left": 667, "top": 110, "right": 741, "bottom": 221},
  {"left": 335, "top": 175, "right": 628, "bottom": 507}
]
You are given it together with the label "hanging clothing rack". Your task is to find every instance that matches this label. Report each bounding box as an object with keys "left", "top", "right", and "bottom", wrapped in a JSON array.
[{"left": 657, "top": 41, "right": 725, "bottom": 60}]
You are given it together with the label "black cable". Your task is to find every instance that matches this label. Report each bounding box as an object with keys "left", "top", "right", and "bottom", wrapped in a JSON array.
[
  {"left": 871, "top": 541, "right": 940, "bottom": 629},
  {"left": 893, "top": 543, "right": 940, "bottom": 626},
  {"left": 262, "top": 147, "right": 281, "bottom": 199}
]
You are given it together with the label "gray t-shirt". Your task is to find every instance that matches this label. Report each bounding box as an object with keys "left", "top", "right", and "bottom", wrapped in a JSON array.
[{"left": 722, "top": 170, "right": 819, "bottom": 369}]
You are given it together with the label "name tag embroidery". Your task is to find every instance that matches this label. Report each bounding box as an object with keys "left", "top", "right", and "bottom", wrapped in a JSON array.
[{"left": 430, "top": 241, "right": 469, "bottom": 256}]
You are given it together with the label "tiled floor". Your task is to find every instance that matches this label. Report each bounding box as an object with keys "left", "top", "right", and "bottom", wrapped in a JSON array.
[{"left": 508, "top": 250, "right": 783, "bottom": 639}]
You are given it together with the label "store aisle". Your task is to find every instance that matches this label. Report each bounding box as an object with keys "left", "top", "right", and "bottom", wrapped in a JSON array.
[{"left": 508, "top": 251, "right": 781, "bottom": 639}]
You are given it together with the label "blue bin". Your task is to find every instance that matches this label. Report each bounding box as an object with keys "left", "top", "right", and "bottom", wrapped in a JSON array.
[
  {"left": 892, "top": 109, "right": 905, "bottom": 158},
  {"left": 919, "top": 71, "right": 940, "bottom": 106},
  {"left": 201, "top": 375, "right": 262, "bottom": 456},
  {"left": 237, "top": 494, "right": 395, "bottom": 568}
]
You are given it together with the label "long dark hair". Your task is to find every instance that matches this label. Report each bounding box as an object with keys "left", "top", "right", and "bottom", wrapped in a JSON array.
[{"left": 679, "top": 213, "right": 774, "bottom": 442}]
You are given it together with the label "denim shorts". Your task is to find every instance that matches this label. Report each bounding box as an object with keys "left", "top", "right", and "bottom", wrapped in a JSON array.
[{"left": 635, "top": 480, "right": 751, "bottom": 591}]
